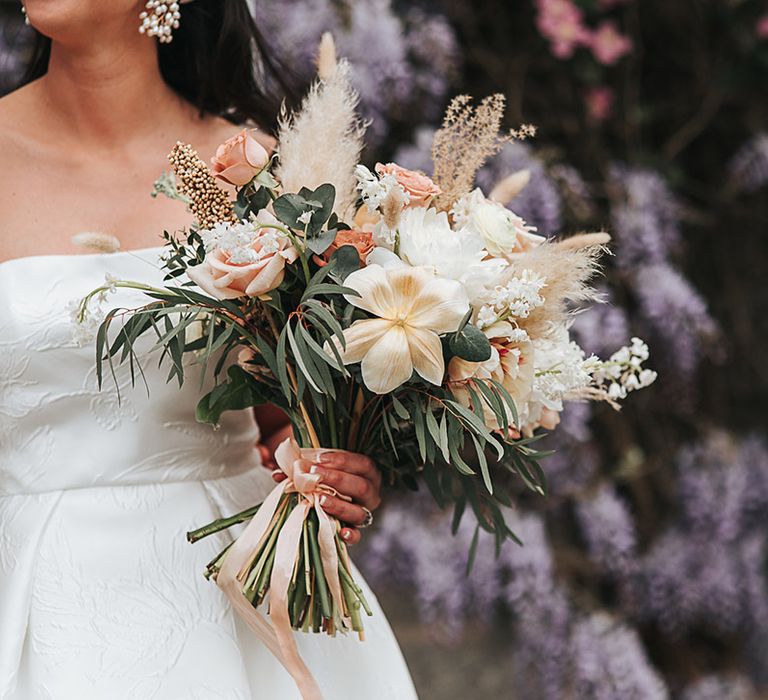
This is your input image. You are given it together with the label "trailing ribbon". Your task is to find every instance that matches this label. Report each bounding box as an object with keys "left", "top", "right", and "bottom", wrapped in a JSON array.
[{"left": 216, "top": 437, "right": 348, "bottom": 700}]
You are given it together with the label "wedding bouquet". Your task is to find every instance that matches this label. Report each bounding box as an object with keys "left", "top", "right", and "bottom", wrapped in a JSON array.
[{"left": 77, "top": 35, "right": 654, "bottom": 699}]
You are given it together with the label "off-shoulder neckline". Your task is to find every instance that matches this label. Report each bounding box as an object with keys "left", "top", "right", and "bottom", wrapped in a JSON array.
[{"left": 0, "top": 245, "right": 165, "bottom": 270}]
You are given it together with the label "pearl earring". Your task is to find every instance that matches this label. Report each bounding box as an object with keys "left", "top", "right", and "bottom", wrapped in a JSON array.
[
  {"left": 21, "top": 2, "right": 29, "bottom": 26},
  {"left": 138, "top": 1, "right": 181, "bottom": 44}
]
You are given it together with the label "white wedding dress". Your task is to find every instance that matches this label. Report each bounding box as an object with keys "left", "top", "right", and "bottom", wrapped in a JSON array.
[{"left": 0, "top": 247, "right": 417, "bottom": 700}]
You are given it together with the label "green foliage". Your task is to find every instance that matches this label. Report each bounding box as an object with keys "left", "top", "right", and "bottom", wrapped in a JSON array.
[
  {"left": 447, "top": 322, "right": 493, "bottom": 362},
  {"left": 196, "top": 365, "right": 269, "bottom": 424},
  {"left": 88, "top": 171, "right": 550, "bottom": 557}
]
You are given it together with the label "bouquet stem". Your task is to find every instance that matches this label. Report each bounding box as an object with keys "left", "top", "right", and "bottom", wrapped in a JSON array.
[{"left": 187, "top": 504, "right": 261, "bottom": 543}]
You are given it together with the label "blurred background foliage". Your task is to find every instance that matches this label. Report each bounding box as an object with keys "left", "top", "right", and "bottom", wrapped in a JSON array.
[{"left": 1, "top": 1, "right": 766, "bottom": 697}]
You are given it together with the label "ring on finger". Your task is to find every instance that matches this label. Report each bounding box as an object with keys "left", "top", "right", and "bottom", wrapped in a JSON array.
[{"left": 359, "top": 506, "right": 374, "bottom": 529}]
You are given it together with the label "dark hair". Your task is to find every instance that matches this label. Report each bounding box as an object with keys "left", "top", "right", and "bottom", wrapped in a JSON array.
[{"left": 20, "top": 0, "right": 299, "bottom": 131}]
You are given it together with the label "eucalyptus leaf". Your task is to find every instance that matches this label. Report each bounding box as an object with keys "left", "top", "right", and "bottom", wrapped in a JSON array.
[
  {"left": 273, "top": 192, "right": 309, "bottom": 229},
  {"left": 328, "top": 245, "right": 361, "bottom": 282},
  {"left": 196, "top": 365, "right": 266, "bottom": 424},
  {"left": 305, "top": 229, "right": 338, "bottom": 255},
  {"left": 449, "top": 323, "right": 492, "bottom": 362}
]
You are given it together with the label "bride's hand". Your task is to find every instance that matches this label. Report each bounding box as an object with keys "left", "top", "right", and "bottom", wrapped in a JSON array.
[{"left": 258, "top": 441, "right": 382, "bottom": 546}]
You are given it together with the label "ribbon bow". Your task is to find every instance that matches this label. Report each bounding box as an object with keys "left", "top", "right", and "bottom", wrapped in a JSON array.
[{"left": 216, "top": 437, "right": 348, "bottom": 700}]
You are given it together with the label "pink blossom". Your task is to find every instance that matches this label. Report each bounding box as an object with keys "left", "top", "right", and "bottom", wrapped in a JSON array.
[
  {"left": 534, "top": 0, "right": 591, "bottom": 59},
  {"left": 757, "top": 14, "right": 768, "bottom": 39},
  {"left": 585, "top": 86, "right": 615, "bottom": 122},
  {"left": 588, "top": 20, "right": 633, "bottom": 65}
]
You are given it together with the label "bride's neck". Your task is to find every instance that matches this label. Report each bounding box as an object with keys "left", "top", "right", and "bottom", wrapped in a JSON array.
[{"left": 36, "top": 35, "right": 188, "bottom": 147}]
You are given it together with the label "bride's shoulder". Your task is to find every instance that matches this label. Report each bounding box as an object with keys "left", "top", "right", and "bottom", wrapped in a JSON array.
[{"left": 0, "top": 83, "right": 39, "bottom": 150}]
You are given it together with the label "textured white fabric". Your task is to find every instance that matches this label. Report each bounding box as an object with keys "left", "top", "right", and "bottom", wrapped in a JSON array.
[{"left": 0, "top": 248, "right": 417, "bottom": 700}]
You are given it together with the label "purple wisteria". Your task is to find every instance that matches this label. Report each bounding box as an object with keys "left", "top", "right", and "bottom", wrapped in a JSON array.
[
  {"left": 727, "top": 133, "right": 768, "bottom": 194},
  {"left": 251, "top": 0, "right": 459, "bottom": 145}
]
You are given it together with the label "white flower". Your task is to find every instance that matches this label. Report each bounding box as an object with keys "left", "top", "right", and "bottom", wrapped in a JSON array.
[
  {"left": 331, "top": 265, "right": 469, "bottom": 394},
  {"left": 588, "top": 336, "right": 657, "bottom": 401},
  {"left": 476, "top": 305, "right": 498, "bottom": 329},
  {"left": 476, "top": 269, "right": 546, "bottom": 328},
  {"left": 355, "top": 164, "right": 407, "bottom": 212},
  {"left": 367, "top": 206, "right": 507, "bottom": 307},
  {"left": 297, "top": 211, "right": 314, "bottom": 225},
  {"left": 523, "top": 326, "right": 592, "bottom": 427},
  {"left": 198, "top": 221, "right": 233, "bottom": 253},
  {"left": 453, "top": 188, "right": 544, "bottom": 256},
  {"left": 199, "top": 216, "right": 287, "bottom": 266}
]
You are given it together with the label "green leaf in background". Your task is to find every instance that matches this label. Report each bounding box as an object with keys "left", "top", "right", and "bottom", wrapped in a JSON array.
[
  {"left": 449, "top": 323, "right": 492, "bottom": 362},
  {"left": 327, "top": 245, "right": 361, "bottom": 282},
  {"left": 234, "top": 185, "right": 271, "bottom": 220},
  {"left": 253, "top": 168, "right": 279, "bottom": 190},
  {"left": 305, "top": 229, "right": 338, "bottom": 255},
  {"left": 273, "top": 192, "right": 309, "bottom": 230},
  {"left": 274, "top": 184, "right": 337, "bottom": 234},
  {"left": 196, "top": 365, "right": 266, "bottom": 424},
  {"left": 300, "top": 183, "right": 336, "bottom": 230}
]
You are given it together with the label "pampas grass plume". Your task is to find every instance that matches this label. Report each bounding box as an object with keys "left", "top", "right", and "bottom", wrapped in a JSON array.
[
  {"left": 489, "top": 169, "right": 531, "bottom": 205},
  {"left": 276, "top": 35, "right": 366, "bottom": 221},
  {"left": 510, "top": 242, "right": 606, "bottom": 338},
  {"left": 71, "top": 232, "right": 121, "bottom": 254},
  {"left": 316, "top": 32, "right": 338, "bottom": 81},
  {"left": 556, "top": 232, "right": 612, "bottom": 250}
]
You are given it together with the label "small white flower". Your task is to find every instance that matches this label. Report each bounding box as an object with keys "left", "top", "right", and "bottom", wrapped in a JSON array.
[
  {"left": 588, "top": 336, "right": 656, "bottom": 403},
  {"left": 522, "top": 326, "right": 593, "bottom": 428},
  {"left": 199, "top": 221, "right": 233, "bottom": 253},
  {"left": 480, "top": 269, "right": 546, "bottom": 327},
  {"left": 638, "top": 369, "right": 658, "bottom": 387},
  {"left": 297, "top": 211, "right": 313, "bottom": 226},
  {"left": 104, "top": 273, "right": 118, "bottom": 293},
  {"left": 355, "top": 164, "right": 405, "bottom": 212},
  {"left": 199, "top": 219, "right": 289, "bottom": 266},
  {"left": 607, "top": 382, "right": 625, "bottom": 400},
  {"left": 477, "top": 306, "right": 498, "bottom": 329}
]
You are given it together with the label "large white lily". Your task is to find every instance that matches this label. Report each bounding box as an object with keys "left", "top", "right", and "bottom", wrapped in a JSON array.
[{"left": 335, "top": 264, "right": 469, "bottom": 394}]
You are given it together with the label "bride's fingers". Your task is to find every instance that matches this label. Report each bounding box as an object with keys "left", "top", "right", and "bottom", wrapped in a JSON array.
[
  {"left": 258, "top": 445, "right": 277, "bottom": 470},
  {"left": 339, "top": 527, "right": 361, "bottom": 545},
  {"left": 311, "top": 451, "right": 379, "bottom": 482},
  {"left": 319, "top": 494, "right": 368, "bottom": 526},
  {"left": 311, "top": 466, "right": 378, "bottom": 509}
]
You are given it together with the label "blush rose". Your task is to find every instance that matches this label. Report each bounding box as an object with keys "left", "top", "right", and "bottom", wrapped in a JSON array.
[
  {"left": 375, "top": 162, "right": 442, "bottom": 207},
  {"left": 211, "top": 129, "right": 271, "bottom": 186},
  {"left": 187, "top": 212, "right": 298, "bottom": 300}
]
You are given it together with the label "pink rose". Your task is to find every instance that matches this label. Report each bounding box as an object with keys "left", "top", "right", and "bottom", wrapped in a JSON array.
[
  {"left": 210, "top": 129, "right": 271, "bottom": 186},
  {"left": 375, "top": 163, "right": 442, "bottom": 207},
  {"left": 187, "top": 211, "right": 298, "bottom": 300}
]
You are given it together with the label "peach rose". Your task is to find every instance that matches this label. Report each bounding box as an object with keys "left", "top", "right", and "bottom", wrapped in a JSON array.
[
  {"left": 211, "top": 129, "right": 271, "bottom": 186},
  {"left": 187, "top": 211, "right": 298, "bottom": 300},
  {"left": 375, "top": 162, "right": 441, "bottom": 207},
  {"left": 316, "top": 229, "right": 375, "bottom": 267}
]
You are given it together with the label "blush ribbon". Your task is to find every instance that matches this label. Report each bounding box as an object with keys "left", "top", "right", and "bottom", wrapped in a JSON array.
[{"left": 216, "top": 437, "right": 348, "bottom": 700}]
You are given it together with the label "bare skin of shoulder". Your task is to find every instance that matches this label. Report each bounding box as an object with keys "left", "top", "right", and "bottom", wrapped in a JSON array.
[{"left": 0, "top": 33, "right": 272, "bottom": 262}]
